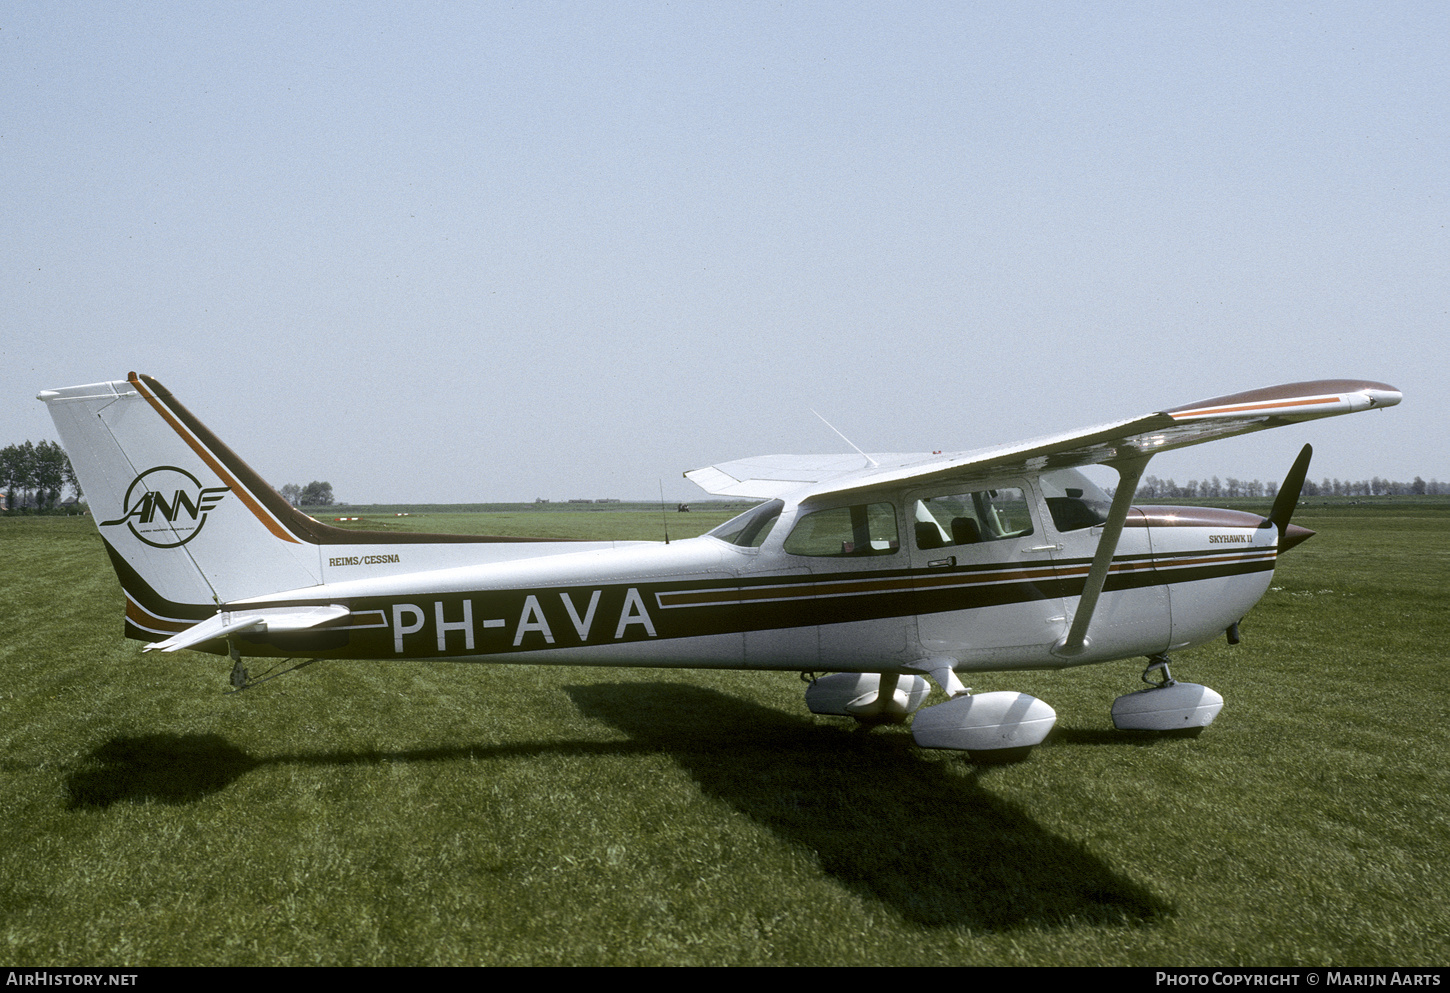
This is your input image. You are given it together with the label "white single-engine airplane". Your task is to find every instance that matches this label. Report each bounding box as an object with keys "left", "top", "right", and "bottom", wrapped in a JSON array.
[{"left": 41, "top": 374, "right": 1400, "bottom": 759}]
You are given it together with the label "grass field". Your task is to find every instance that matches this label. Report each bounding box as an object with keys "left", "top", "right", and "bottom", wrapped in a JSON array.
[{"left": 1, "top": 504, "right": 1447, "bottom": 965}]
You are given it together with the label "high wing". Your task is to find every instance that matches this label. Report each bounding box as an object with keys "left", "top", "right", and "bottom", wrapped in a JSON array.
[{"left": 686, "top": 380, "right": 1402, "bottom": 501}]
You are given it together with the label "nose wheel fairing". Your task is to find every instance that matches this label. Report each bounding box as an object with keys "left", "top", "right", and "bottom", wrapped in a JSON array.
[{"left": 1111, "top": 654, "right": 1223, "bottom": 732}]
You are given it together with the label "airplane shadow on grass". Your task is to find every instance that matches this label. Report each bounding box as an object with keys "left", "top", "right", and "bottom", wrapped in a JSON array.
[
  {"left": 64, "top": 733, "right": 649, "bottom": 808},
  {"left": 66, "top": 733, "right": 262, "bottom": 808},
  {"left": 64, "top": 682, "right": 1171, "bottom": 931},
  {"left": 564, "top": 682, "right": 1172, "bottom": 931}
]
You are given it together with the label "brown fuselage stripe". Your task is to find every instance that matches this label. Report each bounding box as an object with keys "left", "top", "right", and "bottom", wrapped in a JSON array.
[
  {"left": 125, "top": 597, "right": 194, "bottom": 634},
  {"left": 120, "top": 551, "right": 1276, "bottom": 656},
  {"left": 656, "top": 547, "right": 1271, "bottom": 609}
]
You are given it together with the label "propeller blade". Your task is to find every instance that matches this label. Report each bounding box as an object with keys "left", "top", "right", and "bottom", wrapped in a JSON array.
[{"left": 1264, "top": 443, "right": 1313, "bottom": 541}]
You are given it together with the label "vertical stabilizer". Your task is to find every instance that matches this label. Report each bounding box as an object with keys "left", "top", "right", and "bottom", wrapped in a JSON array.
[{"left": 39, "top": 375, "right": 324, "bottom": 638}]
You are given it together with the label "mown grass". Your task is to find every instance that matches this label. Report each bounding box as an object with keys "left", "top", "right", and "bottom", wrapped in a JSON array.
[{"left": 1, "top": 505, "right": 1447, "bottom": 965}]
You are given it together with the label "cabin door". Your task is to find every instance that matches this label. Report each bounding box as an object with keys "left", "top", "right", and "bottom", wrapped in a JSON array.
[{"left": 907, "top": 480, "right": 1067, "bottom": 666}]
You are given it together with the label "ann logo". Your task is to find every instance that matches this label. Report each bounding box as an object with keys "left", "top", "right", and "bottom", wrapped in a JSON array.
[{"left": 101, "top": 466, "right": 230, "bottom": 548}]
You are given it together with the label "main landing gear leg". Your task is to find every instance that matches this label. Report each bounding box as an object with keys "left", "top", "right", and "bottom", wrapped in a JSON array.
[
  {"left": 1141, "top": 654, "right": 1175, "bottom": 688},
  {"left": 224, "top": 638, "right": 320, "bottom": 695},
  {"left": 228, "top": 641, "right": 249, "bottom": 691},
  {"left": 1111, "top": 653, "right": 1223, "bottom": 733}
]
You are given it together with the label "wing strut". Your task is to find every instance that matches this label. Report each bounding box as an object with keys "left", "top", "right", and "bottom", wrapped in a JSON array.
[{"left": 1052, "top": 455, "right": 1152, "bottom": 658}]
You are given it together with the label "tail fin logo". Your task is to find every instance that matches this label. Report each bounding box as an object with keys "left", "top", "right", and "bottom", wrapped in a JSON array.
[{"left": 100, "top": 466, "right": 230, "bottom": 548}]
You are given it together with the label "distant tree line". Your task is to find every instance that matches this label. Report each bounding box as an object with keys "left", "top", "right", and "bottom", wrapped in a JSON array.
[
  {"left": 3, "top": 440, "right": 344, "bottom": 512},
  {"left": 279, "top": 481, "right": 336, "bottom": 507},
  {"left": 1134, "top": 475, "right": 1448, "bottom": 499},
  {"left": 4, "top": 439, "right": 1446, "bottom": 514},
  {"left": 1, "top": 441, "right": 80, "bottom": 512}
]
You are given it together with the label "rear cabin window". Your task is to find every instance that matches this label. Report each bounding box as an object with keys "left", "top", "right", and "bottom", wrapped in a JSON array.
[
  {"left": 783, "top": 502, "right": 899, "bottom": 557},
  {"left": 912, "top": 487, "right": 1034, "bottom": 550}
]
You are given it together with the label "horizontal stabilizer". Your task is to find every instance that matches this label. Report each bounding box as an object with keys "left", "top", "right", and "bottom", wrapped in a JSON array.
[{"left": 143, "top": 605, "right": 350, "bottom": 653}]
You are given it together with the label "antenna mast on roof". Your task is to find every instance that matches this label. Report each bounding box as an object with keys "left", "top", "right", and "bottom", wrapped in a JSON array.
[{"left": 810, "top": 409, "right": 878, "bottom": 467}]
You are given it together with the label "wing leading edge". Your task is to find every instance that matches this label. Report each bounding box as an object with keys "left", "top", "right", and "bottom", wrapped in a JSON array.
[{"left": 685, "top": 380, "right": 1402, "bottom": 501}]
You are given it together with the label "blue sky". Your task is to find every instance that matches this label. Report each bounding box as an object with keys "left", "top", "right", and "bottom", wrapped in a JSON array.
[{"left": 4, "top": 2, "right": 1445, "bottom": 502}]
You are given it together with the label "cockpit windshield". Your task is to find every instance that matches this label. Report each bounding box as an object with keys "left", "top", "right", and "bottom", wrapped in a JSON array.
[{"left": 707, "top": 500, "right": 784, "bottom": 548}]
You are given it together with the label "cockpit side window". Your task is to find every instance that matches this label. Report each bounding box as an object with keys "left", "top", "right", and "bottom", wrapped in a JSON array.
[
  {"left": 783, "top": 502, "right": 899, "bottom": 557},
  {"left": 1039, "top": 469, "right": 1112, "bottom": 532},
  {"left": 912, "top": 486, "right": 1034, "bottom": 550},
  {"left": 707, "top": 500, "right": 784, "bottom": 548}
]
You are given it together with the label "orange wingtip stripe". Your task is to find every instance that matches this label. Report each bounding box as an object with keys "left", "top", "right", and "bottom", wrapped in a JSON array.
[
  {"left": 128, "top": 373, "right": 301, "bottom": 544},
  {"left": 1168, "top": 395, "right": 1340, "bottom": 419}
]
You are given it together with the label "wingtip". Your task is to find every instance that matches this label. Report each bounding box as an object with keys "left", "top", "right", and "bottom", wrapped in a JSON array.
[
  {"left": 1165, "top": 379, "right": 1404, "bottom": 420},
  {"left": 1363, "top": 385, "right": 1402, "bottom": 409}
]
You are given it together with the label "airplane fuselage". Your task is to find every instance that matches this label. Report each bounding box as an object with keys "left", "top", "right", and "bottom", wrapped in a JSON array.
[{"left": 131, "top": 487, "right": 1278, "bottom": 676}]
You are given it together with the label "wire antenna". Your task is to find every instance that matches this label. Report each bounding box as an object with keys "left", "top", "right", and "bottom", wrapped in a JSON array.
[
  {"left": 659, "top": 479, "right": 670, "bottom": 544},
  {"left": 810, "top": 409, "right": 878, "bottom": 467}
]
